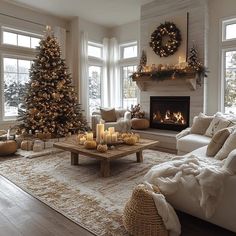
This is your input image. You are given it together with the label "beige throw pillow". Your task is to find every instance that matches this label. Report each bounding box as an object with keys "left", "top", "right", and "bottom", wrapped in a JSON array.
[
  {"left": 215, "top": 131, "right": 236, "bottom": 160},
  {"left": 205, "top": 117, "right": 235, "bottom": 137},
  {"left": 190, "top": 113, "right": 213, "bottom": 135},
  {"left": 100, "top": 108, "right": 117, "bottom": 122},
  {"left": 206, "top": 128, "right": 231, "bottom": 157}
]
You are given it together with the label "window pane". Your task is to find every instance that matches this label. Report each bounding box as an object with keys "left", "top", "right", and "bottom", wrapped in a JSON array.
[
  {"left": 226, "top": 24, "right": 236, "bottom": 40},
  {"left": 18, "top": 34, "right": 31, "bottom": 48},
  {"left": 122, "top": 65, "right": 138, "bottom": 109},
  {"left": 3, "top": 57, "right": 31, "bottom": 119},
  {"left": 88, "top": 45, "right": 102, "bottom": 58},
  {"left": 19, "top": 60, "right": 31, "bottom": 73},
  {"left": 31, "top": 37, "right": 40, "bottom": 48},
  {"left": 88, "top": 66, "right": 101, "bottom": 115},
  {"left": 3, "top": 32, "right": 17, "bottom": 45},
  {"left": 224, "top": 50, "right": 236, "bottom": 113},
  {"left": 4, "top": 58, "right": 17, "bottom": 73},
  {"left": 123, "top": 45, "right": 137, "bottom": 59}
]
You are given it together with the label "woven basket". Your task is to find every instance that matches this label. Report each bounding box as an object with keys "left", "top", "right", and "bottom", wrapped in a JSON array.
[{"left": 123, "top": 184, "right": 168, "bottom": 236}]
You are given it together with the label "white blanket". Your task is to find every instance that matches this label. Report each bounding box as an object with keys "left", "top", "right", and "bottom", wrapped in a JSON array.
[{"left": 144, "top": 154, "right": 231, "bottom": 220}]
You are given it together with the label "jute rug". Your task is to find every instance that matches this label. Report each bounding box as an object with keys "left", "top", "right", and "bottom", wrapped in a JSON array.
[{"left": 0, "top": 150, "right": 174, "bottom": 235}]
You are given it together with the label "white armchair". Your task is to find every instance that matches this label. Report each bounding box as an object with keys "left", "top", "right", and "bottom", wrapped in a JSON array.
[{"left": 91, "top": 108, "right": 131, "bottom": 136}]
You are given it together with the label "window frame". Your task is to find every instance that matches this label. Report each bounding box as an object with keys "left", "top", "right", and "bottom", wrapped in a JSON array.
[
  {"left": 1, "top": 26, "right": 42, "bottom": 50},
  {"left": 220, "top": 17, "right": 236, "bottom": 113},
  {"left": 88, "top": 41, "right": 103, "bottom": 60},
  {"left": 119, "top": 41, "right": 138, "bottom": 60},
  {"left": 1, "top": 53, "right": 34, "bottom": 121}
]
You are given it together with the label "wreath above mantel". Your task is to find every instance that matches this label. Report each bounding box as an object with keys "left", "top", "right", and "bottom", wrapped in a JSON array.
[{"left": 149, "top": 22, "right": 182, "bottom": 57}]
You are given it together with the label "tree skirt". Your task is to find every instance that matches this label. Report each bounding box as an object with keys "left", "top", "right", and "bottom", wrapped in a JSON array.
[{"left": 0, "top": 150, "right": 173, "bottom": 235}]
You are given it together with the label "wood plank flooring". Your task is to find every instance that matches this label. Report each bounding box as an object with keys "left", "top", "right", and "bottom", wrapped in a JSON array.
[{"left": 0, "top": 175, "right": 235, "bottom": 236}]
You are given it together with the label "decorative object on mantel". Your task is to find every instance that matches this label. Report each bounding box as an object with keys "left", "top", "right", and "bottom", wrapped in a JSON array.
[
  {"left": 149, "top": 21, "right": 182, "bottom": 57},
  {"left": 137, "top": 50, "right": 147, "bottom": 73}
]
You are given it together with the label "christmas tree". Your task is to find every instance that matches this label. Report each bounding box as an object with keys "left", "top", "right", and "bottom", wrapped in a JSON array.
[
  {"left": 188, "top": 44, "right": 203, "bottom": 71},
  {"left": 17, "top": 27, "right": 88, "bottom": 137},
  {"left": 137, "top": 50, "right": 147, "bottom": 73}
]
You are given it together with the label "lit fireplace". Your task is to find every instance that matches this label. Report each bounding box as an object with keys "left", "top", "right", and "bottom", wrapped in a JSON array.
[{"left": 150, "top": 96, "right": 190, "bottom": 131}]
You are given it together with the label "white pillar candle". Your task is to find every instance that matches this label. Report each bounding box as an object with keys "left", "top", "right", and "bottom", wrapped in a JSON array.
[
  {"left": 106, "top": 134, "right": 112, "bottom": 144},
  {"left": 111, "top": 133, "right": 118, "bottom": 142},
  {"left": 86, "top": 132, "right": 93, "bottom": 141},
  {"left": 108, "top": 127, "right": 115, "bottom": 134},
  {"left": 96, "top": 122, "right": 104, "bottom": 143}
]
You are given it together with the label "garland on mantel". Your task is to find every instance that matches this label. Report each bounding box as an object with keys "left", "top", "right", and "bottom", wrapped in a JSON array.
[{"left": 131, "top": 65, "right": 207, "bottom": 86}]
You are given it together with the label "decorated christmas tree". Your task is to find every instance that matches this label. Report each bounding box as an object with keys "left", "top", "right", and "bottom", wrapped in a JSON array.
[
  {"left": 137, "top": 50, "right": 147, "bottom": 73},
  {"left": 188, "top": 44, "right": 203, "bottom": 71},
  {"left": 17, "top": 27, "right": 88, "bottom": 137}
]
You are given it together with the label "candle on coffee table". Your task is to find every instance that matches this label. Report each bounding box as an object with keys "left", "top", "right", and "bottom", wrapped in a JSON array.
[
  {"left": 96, "top": 121, "right": 104, "bottom": 143},
  {"left": 86, "top": 132, "right": 93, "bottom": 141},
  {"left": 111, "top": 133, "right": 118, "bottom": 142},
  {"left": 108, "top": 127, "right": 115, "bottom": 135}
]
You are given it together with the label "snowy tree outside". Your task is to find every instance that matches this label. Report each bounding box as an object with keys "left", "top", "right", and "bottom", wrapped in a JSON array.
[{"left": 224, "top": 50, "right": 236, "bottom": 114}]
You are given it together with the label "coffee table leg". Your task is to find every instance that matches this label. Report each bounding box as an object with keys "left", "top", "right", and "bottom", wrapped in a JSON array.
[
  {"left": 71, "top": 152, "right": 79, "bottom": 165},
  {"left": 136, "top": 151, "right": 143, "bottom": 163},
  {"left": 100, "top": 159, "right": 110, "bottom": 177}
]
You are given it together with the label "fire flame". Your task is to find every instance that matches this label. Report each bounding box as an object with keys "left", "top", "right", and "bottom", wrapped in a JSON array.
[{"left": 153, "top": 110, "right": 186, "bottom": 125}]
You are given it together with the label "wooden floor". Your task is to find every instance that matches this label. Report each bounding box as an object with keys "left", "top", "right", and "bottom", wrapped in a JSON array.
[{"left": 0, "top": 175, "right": 235, "bottom": 236}]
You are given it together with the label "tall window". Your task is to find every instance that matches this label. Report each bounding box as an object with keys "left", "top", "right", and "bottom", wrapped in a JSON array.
[
  {"left": 3, "top": 57, "right": 32, "bottom": 119},
  {"left": 119, "top": 41, "right": 139, "bottom": 109},
  {"left": 0, "top": 26, "right": 41, "bottom": 122},
  {"left": 88, "top": 41, "right": 103, "bottom": 115},
  {"left": 221, "top": 18, "right": 236, "bottom": 113}
]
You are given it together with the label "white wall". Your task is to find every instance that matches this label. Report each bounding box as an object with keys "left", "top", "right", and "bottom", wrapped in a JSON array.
[{"left": 207, "top": 0, "right": 236, "bottom": 115}]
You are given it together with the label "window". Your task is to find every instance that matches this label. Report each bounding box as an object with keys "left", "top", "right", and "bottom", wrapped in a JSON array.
[
  {"left": 222, "top": 18, "right": 236, "bottom": 41},
  {"left": 221, "top": 18, "right": 236, "bottom": 113},
  {"left": 88, "top": 66, "right": 102, "bottom": 115},
  {"left": 87, "top": 41, "right": 103, "bottom": 115},
  {"left": 88, "top": 42, "right": 102, "bottom": 58},
  {"left": 121, "top": 65, "right": 138, "bottom": 109},
  {"left": 2, "top": 27, "right": 41, "bottom": 49},
  {"left": 3, "top": 57, "right": 32, "bottom": 119},
  {"left": 120, "top": 42, "right": 137, "bottom": 59}
]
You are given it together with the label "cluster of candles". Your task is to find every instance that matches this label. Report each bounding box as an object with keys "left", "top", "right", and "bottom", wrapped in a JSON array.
[
  {"left": 78, "top": 122, "right": 118, "bottom": 145},
  {"left": 96, "top": 122, "right": 118, "bottom": 144}
]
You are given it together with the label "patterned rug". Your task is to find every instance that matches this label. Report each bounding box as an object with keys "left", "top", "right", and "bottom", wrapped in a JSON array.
[{"left": 0, "top": 150, "right": 174, "bottom": 235}]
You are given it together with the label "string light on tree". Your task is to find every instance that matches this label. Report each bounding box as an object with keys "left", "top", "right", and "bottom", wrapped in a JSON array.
[{"left": 17, "top": 26, "right": 88, "bottom": 137}]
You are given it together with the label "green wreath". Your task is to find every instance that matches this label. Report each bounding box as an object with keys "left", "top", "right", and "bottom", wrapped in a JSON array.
[{"left": 149, "top": 22, "right": 182, "bottom": 57}]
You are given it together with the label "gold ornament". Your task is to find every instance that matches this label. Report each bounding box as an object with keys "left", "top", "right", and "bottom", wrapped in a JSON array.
[{"left": 97, "top": 144, "right": 108, "bottom": 153}]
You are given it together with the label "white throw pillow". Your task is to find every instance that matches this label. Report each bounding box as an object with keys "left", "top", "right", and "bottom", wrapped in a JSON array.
[
  {"left": 223, "top": 149, "right": 236, "bottom": 174},
  {"left": 205, "top": 116, "right": 235, "bottom": 137},
  {"left": 215, "top": 131, "right": 236, "bottom": 160}
]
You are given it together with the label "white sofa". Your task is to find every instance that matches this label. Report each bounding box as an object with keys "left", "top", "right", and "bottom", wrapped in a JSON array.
[{"left": 173, "top": 113, "right": 236, "bottom": 232}]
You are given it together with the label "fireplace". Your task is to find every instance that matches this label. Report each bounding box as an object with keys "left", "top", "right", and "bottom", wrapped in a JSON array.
[{"left": 150, "top": 96, "right": 190, "bottom": 131}]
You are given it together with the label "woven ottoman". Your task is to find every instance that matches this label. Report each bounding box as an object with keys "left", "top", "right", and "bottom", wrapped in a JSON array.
[
  {"left": 0, "top": 140, "right": 17, "bottom": 156},
  {"left": 123, "top": 184, "right": 168, "bottom": 236},
  {"left": 131, "top": 118, "right": 149, "bottom": 130}
]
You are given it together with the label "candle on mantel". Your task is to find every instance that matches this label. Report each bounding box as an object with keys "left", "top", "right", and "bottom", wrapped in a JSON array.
[
  {"left": 86, "top": 132, "right": 93, "bottom": 141},
  {"left": 96, "top": 121, "right": 104, "bottom": 143}
]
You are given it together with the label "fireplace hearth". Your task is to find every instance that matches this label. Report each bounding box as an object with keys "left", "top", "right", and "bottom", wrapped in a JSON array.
[{"left": 150, "top": 96, "right": 190, "bottom": 131}]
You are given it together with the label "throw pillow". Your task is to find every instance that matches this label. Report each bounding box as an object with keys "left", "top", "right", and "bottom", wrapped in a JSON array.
[
  {"left": 205, "top": 117, "right": 235, "bottom": 137},
  {"left": 215, "top": 131, "right": 236, "bottom": 160},
  {"left": 223, "top": 149, "right": 236, "bottom": 174},
  {"left": 190, "top": 113, "right": 213, "bottom": 135},
  {"left": 100, "top": 108, "right": 117, "bottom": 122},
  {"left": 206, "top": 128, "right": 231, "bottom": 157}
]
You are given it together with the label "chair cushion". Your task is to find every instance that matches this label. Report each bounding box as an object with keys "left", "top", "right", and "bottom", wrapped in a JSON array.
[
  {"left": 177, "top": 134, "right": 211, "bottom": 154},
  {"left": 100, "top": 108, "right": 117, "bottom": 122},
  {"left": 206, "top": 128, "right": 231, "bottom": 157},
  {"left": 190, "top": 113, "right": 213, "bottom": 135}
]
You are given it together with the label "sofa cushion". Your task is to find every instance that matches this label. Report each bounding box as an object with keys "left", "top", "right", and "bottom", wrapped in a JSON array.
[
  {"left": 206, "top": 128, "right": 231, "bottom": 157},
  {"left": 205, "top": 116, "right": 235, "bottom": 137},
  {"left": 100, "top": 108, "right": 117, "bottom": 122},
  {"left": 224, "top": 149, "right": 236, "bottom": 174},
  {"left": 177, "top": 134, "right": 211, "bottom": 154},
  {"left": 190, "top": 113, "right": 213, "bottom": 135},
  {"left": 215, "top": 131, "right": 236, "bottom": 160}
]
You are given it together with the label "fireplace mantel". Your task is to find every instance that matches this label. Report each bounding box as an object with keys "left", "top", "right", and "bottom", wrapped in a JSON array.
[{"left": 132, "top": 72, "right": 200, "bottom": 91}]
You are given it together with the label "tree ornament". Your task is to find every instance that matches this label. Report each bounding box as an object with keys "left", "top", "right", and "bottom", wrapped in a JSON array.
[{"left": 149, "top": 22, "right": 181, "bottom": 57}]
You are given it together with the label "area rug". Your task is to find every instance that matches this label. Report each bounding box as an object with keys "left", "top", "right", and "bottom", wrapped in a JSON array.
[{"left": 0, "top": 150, "right": 174, "bottom": 235}]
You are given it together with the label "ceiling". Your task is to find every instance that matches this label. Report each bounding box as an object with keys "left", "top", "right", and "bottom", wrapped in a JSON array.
[{"left": 5, "top": 0, "right": 154, "bottom": 27}]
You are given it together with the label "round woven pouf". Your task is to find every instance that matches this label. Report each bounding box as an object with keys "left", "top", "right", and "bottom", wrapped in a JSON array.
[
  {"left": 123, "top": 184, "right": 168, "bottom": 236},
  {"left": 131, "top": 118, "right": 149, "bottom": 130},
  {"left": 0, "top": 140, "right": 17, "bottom": 156}
]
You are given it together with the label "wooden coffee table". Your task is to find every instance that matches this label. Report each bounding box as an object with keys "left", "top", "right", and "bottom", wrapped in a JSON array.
[{"left": 54, "top": 138, "right": 158, "bottom": 177}]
